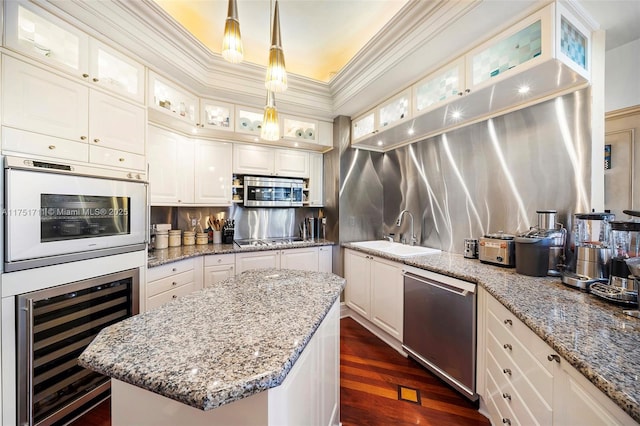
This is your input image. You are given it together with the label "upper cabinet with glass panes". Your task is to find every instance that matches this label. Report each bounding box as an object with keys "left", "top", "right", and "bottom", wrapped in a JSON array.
[
  {"left": 5, "top": 0, "right": 144, "bottom": 103},
  {"left": 351, "top": 2, "right": 592, "bottom": 151},
  {"left": 148, "top": 71, "right": 199, "bottom": 126}
]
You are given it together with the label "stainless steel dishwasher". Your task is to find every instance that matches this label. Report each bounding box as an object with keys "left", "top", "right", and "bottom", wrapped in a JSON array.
[{"left": 402, "top": 266, "right": 477, "bottom": 401}]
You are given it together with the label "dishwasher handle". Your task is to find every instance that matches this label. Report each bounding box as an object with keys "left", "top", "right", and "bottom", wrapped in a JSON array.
[{"left": 403, "top": 271, "right": 471, "bottom": 297}]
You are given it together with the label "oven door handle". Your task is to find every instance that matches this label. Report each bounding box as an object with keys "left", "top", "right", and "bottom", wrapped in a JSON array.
[{"left": 403, "top": 272, "right": 470, "bottom": 297}]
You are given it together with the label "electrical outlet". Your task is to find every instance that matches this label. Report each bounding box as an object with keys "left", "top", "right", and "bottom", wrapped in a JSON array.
[{"left": 191, "top": 218, "right": 197, "bottom": 226}]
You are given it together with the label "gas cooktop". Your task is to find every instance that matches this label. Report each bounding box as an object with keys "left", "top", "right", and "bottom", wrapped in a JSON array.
[{"left": 234, "top": 237, "right": 304, "bottom": 247}]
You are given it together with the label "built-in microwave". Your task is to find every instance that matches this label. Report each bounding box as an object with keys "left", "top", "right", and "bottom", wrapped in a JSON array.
[
  {"left": 4, "top": 157, "right": 147, "bottom": 272},
  {"left": 243, "top": 176, "right": 304, "bottom": 207}
]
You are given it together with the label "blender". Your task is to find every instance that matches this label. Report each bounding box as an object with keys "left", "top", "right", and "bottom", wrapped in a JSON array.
[
  {"left": 561, "top": 212, "right": 614, "bottom": 290},
  {"left": 590, "top": 220, "right": 640, "bottom": 306}
]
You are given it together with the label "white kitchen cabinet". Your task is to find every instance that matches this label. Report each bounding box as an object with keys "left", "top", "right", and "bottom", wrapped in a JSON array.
[
  {"left": 235, "top": 250, "right": 280, "bottom": 275},
  {"left": 148, "top": 125, "right": 194, "bottom": 204},
  {"left": 5, "top": 0, "right": 89, "bottom": 78},
  {"left": 317, "top": 121, "right": 333, "bottom": 148},
  {"left": 235, "top": 105, "right": 263, "bottom": 136},
  {"left": 351, "top": 109, "right": 376, "bottom": 144},
  {"left": 89, "top": 40, "right": 145, "bottom": 103},
  {"left": 413, "top": 58, "right": 466, "bottom": 117},
  {"left": 274, "top": 149, "right": 309, "bottom": 178},
  {"left": 5, "top": 1, "right": 144, "bottom": 103},
  {"left": 194, "top": 139, "right": 233, "bottom": 205},
  {"left": 378, "top": 89, "right": 411, "bottom": 131},
  {"left": 480, "top": 288, "right": 636, "bottom": 426},
  {"left": 233, "top": 144, "right": 275, "bottom": 175},
  {"left": 233, "top": 144, "right": 310, "bottom": 178},
  {"left": 200, "top": 99, "right": 234, "bottom": 132},
  {"left": 3, "top": 55, "right": 88, "bottom": 143},
  {"left": 235, "top": 247, "right": 325, "bottom": 275},
  {"left": 148, "top": 70, "right": 199, "bottom": 128},
  {"left": 306, "top": 152, "right": 324, "bottom": 206},
  {"left": 148, "top": 127, "right": 233, "bottom": 206},
  {"left": 203, "top": 254, "right": 235, "bottom": 288},
  {"left": 146, "top": 258, "right": 203, "bottom": 312},
  {"left": 318, "top": 246, "right": 332, "bottom": 273},
  {"left": 2, "top": 127, "right": 88, "bottom": 163},
  {"left": 280, "top": 247, "right": 319, "bottom": 272},
  {"left": 3, "top": 55, "right": 145, "bottom": 170},
  {"left": 344, "top": 249, "right": 403, "bottom": 342},
  {"left": 89, "top": 90, "right": 145, "bottom": 155},
  {"left": 281, "top": 115, "right": 317, "bottom": 143}
]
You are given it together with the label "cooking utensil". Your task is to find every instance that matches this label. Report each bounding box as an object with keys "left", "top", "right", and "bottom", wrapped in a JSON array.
[{"left": 623, "top": 210, "right": 640, "bottom": 218}]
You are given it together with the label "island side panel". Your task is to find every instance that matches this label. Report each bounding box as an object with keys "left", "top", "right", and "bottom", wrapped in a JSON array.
[{"left": 111, "top": 300, "right": 340, "bottom": 426}]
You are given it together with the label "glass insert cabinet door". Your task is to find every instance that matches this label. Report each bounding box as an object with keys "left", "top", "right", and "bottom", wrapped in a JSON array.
[
  {"left": 413, "top": 58, "right": 465, "bottom": 115},
  {"left": 6, "top": 1, "right": 89, "bottom": 76},
  {"left": 352, "top": 111, "right": 375, "bottom": 141},
  {"left": 149, "top": 71, "right": 198, "bottom": 125},
  {"left": 202, "top": 101, "right": 234, "bottom": 130},
  {"left": 90, "top": 41, "right": 145, "bottom": 103},
  {"left": 378, "top": 90, "right": 410, "bottom": 129}
]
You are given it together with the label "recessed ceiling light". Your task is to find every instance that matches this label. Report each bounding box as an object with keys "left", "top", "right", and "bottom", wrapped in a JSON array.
[
  {"left": 377, "top": 140, "right": 383, "bottom": 146},
  {"left": 408, "top": 128, "right": 415, "bottom": 136},
  {"left": 518, "top": 85, "right": 530, "bottom": 94},
  {"left": 451, "top": 111, "right": 462, "bottom": 119},
  {"left": 294, "top": 142, "right": 299, "bottom": 147},
  {"left": 254, "top": 137, "right": 259, "bottom": 142}
]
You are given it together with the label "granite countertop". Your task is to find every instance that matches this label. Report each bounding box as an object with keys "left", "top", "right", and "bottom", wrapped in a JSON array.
[
  {"left": 342, "top": 242, "right": 640, "bottom": 423},
  {"left": 148, "top": 239, "right": 335, "bottom": 268},
  {"left": 79, "top": 269, "right": 345, "bottom": 410}
]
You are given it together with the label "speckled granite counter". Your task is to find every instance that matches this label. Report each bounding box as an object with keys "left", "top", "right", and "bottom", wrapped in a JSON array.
[
  {"left": 78, "top": 269, "right": 345, "bottom": 410},
  {"left": 148, "top": 239, "right": 335, "bottom": 268},
  {"left": 343, "top": 242, "right": 640, "bottom": 423}
]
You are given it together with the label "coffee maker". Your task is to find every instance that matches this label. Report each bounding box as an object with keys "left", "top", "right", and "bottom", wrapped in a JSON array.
[
  {"left": 561, "top": 212, "right": 614, "bottom": 290},
  {"left": 590, "top": 220, "right": 640, "bottom": 305}
]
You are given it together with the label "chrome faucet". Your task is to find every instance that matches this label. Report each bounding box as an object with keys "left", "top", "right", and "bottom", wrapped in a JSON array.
[{"left": 396, "top": 210, "right": 417, "bottom": 245}]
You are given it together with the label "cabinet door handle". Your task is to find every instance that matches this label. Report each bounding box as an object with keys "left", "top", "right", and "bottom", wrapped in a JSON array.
[
  {"left": 93, "top": 78, "right": 99, "bottom": 82},
  {"left": 119, "top": 158, "right": 125, "bottom": 162},
  {"left": 504, "top": 319, "right": 513, "bottom": 326},
  {"left": 502, "top": 393, "right": 511, "bottom": 401},
  {"left": 218, "top": 259, "right": 222, "bottom": 263},
  {"left": 465, "top": 89, "right": 471, "bottom": 94},
  {"left": 502, "top": 419, "right": 511, "bottom": 425},
  {"left": 172, "top": 295, "right": 178, "bottom": 299},
  {"left": 48, "top": 145, "right": 56, "bottom": 150},
  {"left": 80, "top": 136, "right": 87, "bottom": 141},
  {"left": 502, "top": 368, "right": 512, "bottom": 375},
  {"left": 82, "top": 73, "right": 89, "bottom": 78},
  {"left": 94, "top": 138, "right": 100, "bottom": 143},
  {"left": 503, "top": 343, "right": 512, "bottom": 351},
  {"left": 172, "top": 268, "right": 177, "bottom": 272},
  {"left": 548, "top": 354, "right": 561, "bottom": 363},
  {"left": 172, "top": 281, "right": 177, "bottom": 286}
]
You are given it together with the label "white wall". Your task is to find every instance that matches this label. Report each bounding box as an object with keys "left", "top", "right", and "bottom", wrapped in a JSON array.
[{"left": 605, "top": 39, "right": 640, "bottom": 112}]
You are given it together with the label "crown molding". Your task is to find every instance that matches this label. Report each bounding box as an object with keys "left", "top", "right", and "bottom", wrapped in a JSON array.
[{"left": 329, "top": 0, "right": 480, "bottom": 115}]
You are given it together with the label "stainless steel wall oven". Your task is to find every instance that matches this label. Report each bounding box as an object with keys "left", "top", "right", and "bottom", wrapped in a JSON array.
[{"left": 16, "top": 268, "right": 139, "bottom": 426}]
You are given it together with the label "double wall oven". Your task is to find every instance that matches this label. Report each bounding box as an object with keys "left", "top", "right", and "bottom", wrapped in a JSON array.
[{"left": 1, "top": 156, "right": 147, "bottom": 426}]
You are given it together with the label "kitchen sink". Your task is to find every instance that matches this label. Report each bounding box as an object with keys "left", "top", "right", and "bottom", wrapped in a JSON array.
[{"left": 351, "top": 240, "right": 441, "bottom": 258}]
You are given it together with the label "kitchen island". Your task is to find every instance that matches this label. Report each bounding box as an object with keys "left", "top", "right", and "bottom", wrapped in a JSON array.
[{"left": 79, "top": 269, "right": 345, "bottom": 425}]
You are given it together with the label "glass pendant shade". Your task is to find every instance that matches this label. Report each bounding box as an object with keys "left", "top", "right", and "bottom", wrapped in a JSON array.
[
  {"left": 261, "top": 91, "right": 280, "bottom": 141},
  {"left": 265, "top": 0, "right": 287, "bottom": 93},
  {"left": 222, "top": 0, "right": 243, "bottom": 63}
]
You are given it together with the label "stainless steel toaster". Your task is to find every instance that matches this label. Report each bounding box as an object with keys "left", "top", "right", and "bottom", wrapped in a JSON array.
[{"left": 479, "top": 233, "right": 516, "bottom": 267}]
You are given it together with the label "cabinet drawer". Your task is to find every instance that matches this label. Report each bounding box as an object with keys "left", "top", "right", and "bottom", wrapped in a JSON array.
[
  {"left": 487, "top": 329, "right": 553, "bottom": 423},
  {"left": 89, "top": 145, "right": 145, "bottom": 170},
  {"left": 485, "top": 366, "right": 518, "bottom": 426},
  {"left": 147, "top": 281, "right": 197, "bottom": 311},
  {"left": 147, "top": 270, "right": 195, "bottom": 298},
  {"left": 487, "top": 307, "right": 554, "bottom": 400},
  {"left": 204, "top": 253, "right": 235, "bottom": 267},
  {"left": 147, "top": 258, "right": 195, "bottom": 282},
  {"left": 487, "top": 295, "right": 554, "bottom": 375},
  {"left": 2, "top": 127, "right": 88, "bottom": 162}
]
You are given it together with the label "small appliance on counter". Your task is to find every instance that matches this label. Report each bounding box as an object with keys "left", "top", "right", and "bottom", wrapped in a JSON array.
[
  {"left": 590, "top": 220, "right": 640, "bottom": 306},
  {"left": 561, "top": 212, "right": 614, "bottom": 291},
  {"left": 514, "top": 231, "right": 552, "bottom": 277},
  {"left": 464, "top": 238, "right": 479, "bottom": 259},
  {"left": 478, "top": 232, "right": 516, "bottom": 267},
  {"left": 533, "top": 210, "right": 567, "bottom": 276}
]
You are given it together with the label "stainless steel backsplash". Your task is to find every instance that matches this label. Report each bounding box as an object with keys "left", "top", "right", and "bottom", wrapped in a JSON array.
[{"left": 338, "top": 88, "right": 593, "bottom": 255}]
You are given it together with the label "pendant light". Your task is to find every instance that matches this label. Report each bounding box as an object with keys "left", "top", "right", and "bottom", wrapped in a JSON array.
[
  {"left": 222, "top": 0, "right": 243, "bottom": 63},
  {"left": 265, "top": 0, "right": 287, "bottom": 93},
  {"left": 261, "top": 90, "right": 280, "bottom": 141}
]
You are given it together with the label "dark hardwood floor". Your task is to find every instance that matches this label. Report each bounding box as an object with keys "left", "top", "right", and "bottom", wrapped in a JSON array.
[
  {"left": 71, "top": 317, "right": 489, "bottom": 425},
  {"left": 340, "top": 317, "right": 489, "bottom": 426}
]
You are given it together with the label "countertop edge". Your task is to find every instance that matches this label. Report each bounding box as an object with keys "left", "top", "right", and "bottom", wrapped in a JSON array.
[
  {"left": 342, "top": 242, "right": 640, "bottom": 423},
  {"left": 148, "top": 240, "right": 336, "bottom": 268}
]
